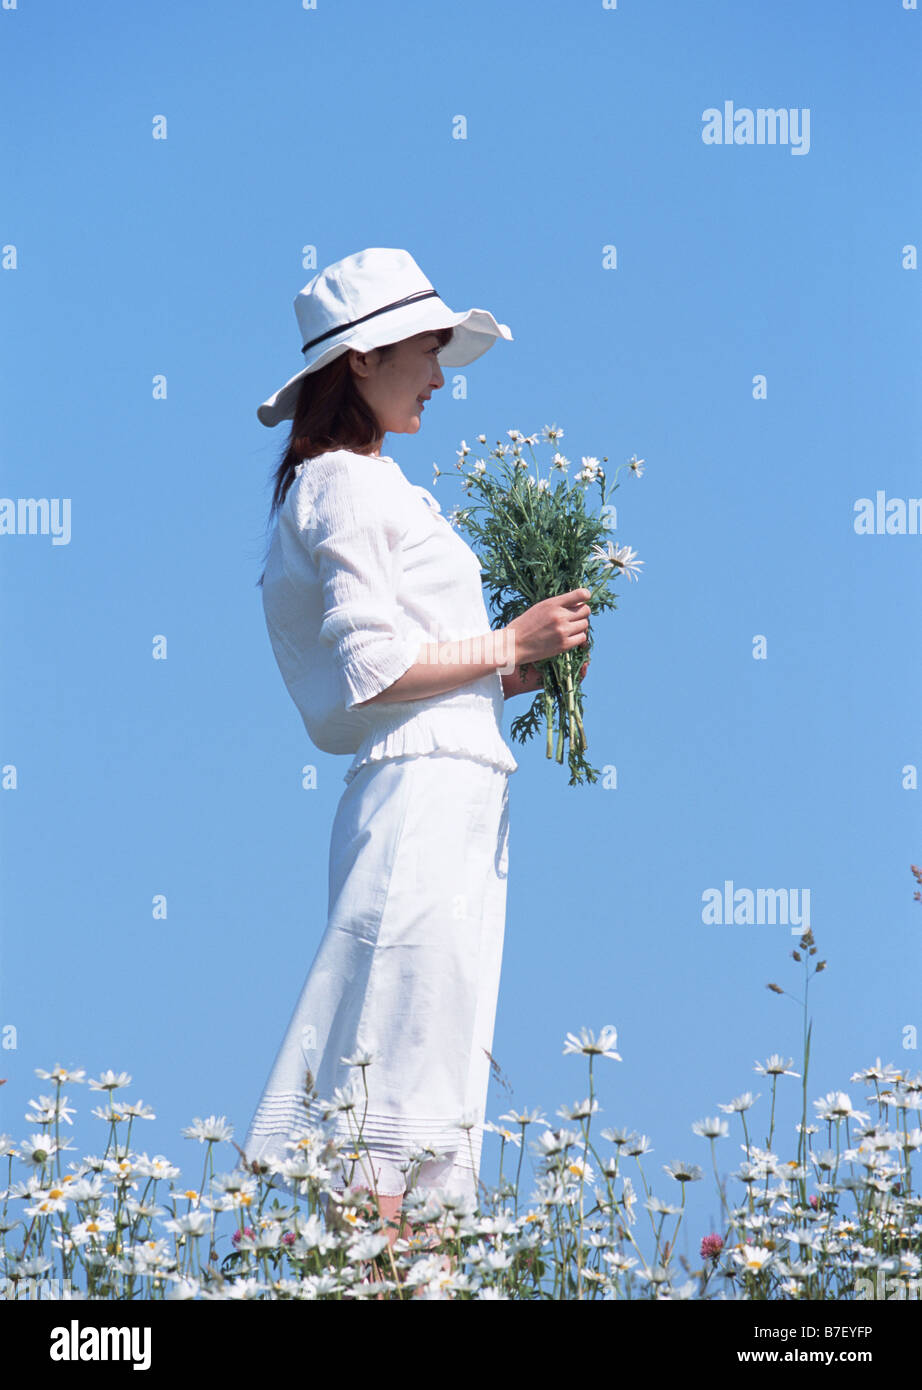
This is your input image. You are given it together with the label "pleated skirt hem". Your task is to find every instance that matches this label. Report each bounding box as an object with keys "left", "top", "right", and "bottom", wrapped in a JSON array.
[{"left": 241, "top": 753, "right": 510, "bottom": 1206}]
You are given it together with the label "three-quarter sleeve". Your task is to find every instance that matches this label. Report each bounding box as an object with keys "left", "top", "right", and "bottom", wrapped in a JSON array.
[{"left": 297, "top": 456, "right": 423, "bottom": 709}]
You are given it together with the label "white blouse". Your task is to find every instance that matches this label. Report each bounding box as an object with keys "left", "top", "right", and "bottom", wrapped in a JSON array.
[{"left": 260, "top": 448, "right": 519, "bottom": 784}]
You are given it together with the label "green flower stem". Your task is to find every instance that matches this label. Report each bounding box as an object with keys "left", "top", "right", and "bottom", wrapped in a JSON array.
[
  {"left": 564, "top": 664, "right": 576, "bottom": 754},
  {"left": 512, "top": 1127, "right": 527, "bottom": 1219},
  {"left": 766, "top": 1074, "right": 778, "bottom": 1151},
  {"left": 709, "top": 1137, "right": 731, "bottom": 1224}
]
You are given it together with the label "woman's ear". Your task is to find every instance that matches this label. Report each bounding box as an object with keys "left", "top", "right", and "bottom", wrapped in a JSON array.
[{"left": 347, "top": 348, "right": 373, "bottom": 379}]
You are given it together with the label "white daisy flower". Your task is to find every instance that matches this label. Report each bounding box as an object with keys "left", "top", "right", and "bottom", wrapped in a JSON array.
[
  {"left": 25, "top": 1094, "right": 77, "bottom": 1126},
  {"left": 92, "top": 1105, "right": 128, "bottom": 1124},
  {"left": 498, "top": 1107, "right": 546, "bottom": 1129},
  {"left": 482, "top": 1121, "right": 521, "bottom": 1148},
  {"left": 754, "top": 1055, "right": 801, "bottom": 1078},
  {"left": 134, "top": 1154, "right": 180, "bottom": 1181},
  {"left": 589, "top": 540, "right": 644, "bottom": 582},
  {"left": 222, "top": 1276, "right": 266, "bottom": 1300},
  {"left": 692, "top": 1116, "right": 729, "bottom": 1139},
  {"left": 165, "top": 1276, "right": 200, "bottom": 1300},
  {"left": 562, "top": 1156, "right": 594, "bottom": 1183},
  {"left": 18, "top": 1135, "right": 58, "bottom": 1167},
  {"left": 340, "top": 1047, "right": 377, "bottom": 1070},
  {"left": 663, "top": 1160, "right": 704, "bottom": 1183},
  {"left": 645, "top": 1196, "right": 682, "bottom": 1216},
  {"left": 813, "top": 1091, "right": 869, "bottom": 1125},
  {"left": 88, "top": 1070, "right": 132, "bottom": 1092},
  {"left": 624, "top": 1134, "right": 654, "bottom": 1157},
  {"left": 603, "top": 1248, "right": 638, "bottom": 1273},
  {"left": 718, "top": 1092, "right": 761, "bottom": 1114},
  {"left": 348, "top": 1231, "right": 390, "bottom": 1262},
  {"left": 25, "top": 1187, "right": 70, "bottom": 1217},
  {"left": 732, "top": 1243, "right": 774, "bottom": 1273},
  {"left": 119, "top": 1099, "right": 155, "bottom": 1119},
  {"left": 557, "top": 1097, "right": 599, "bottom": 1122},
  {"left": 212, "top": 1171, "right": 257, "bottom": 1198},
  {"left": 601, "top": 1126, "right": 637, "bottom": 1147},
  {"left": 69, "top": 1213, "right": 117, "bottom": 1246},
  {"left": 34, "top": 1066, "right": 86, "bottom": 1084},
  {"left": 621, "top": 1175, "right": 638, "bottom": 1225},
  {"left": 850, "top": 1059, "right": 903, "bottom": 1085},
  {"left": 534, "top": 1127, "right": 579, "bottom": 1156},
  {"left": 64, "top": 1174, "right": 105, "bottom": 1201},
  {"left": 562, "top": 1025, "right": 622, "bottom": 1060},
  {"left": 181, "top": 1115, "right": 234, "bottom": 1143},
  {"left": 575, "top": 456, "right": 603, "bottom": 483},
  {"left": 103, "top": 1156, "right": 139, "bottom": 1183},
  {"left": 163, "top": 1209, "right": 212, "bottom": 1238}
]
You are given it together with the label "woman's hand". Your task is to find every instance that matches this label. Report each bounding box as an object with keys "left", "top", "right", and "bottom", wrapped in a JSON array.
[
  {"left": 501, "top": 655, "right": 591, "bottom": 700},
  {"left": 502, "top": 588, "right": 591, "bottom": 666},
  {"left": 498, "top": 589, "right": 591, "bottom": 699}
]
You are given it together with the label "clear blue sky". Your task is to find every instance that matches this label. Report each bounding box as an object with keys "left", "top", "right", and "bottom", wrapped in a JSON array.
[{"left": 2, "top": 0, "right": 920, "bottom": 1257}]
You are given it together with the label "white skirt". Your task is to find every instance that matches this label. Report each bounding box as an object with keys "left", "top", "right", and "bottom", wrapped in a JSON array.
[{"left": 243, "top": 752, "right": 511, "bottom": 1202}]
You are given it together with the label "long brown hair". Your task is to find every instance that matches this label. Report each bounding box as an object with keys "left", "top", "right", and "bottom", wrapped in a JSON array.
[{"left": 257, "top": 325, "right": 455, "bottom": 587}]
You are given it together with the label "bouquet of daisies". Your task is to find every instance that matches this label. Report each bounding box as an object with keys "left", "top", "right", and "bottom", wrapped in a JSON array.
[{"left": 435, "top": 426, "right": 644, "bottom": 786}]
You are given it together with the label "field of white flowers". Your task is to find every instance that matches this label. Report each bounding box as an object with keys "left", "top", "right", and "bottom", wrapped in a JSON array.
[{"left": 2, "top": 918, "right": 921, "bottom": 1302}]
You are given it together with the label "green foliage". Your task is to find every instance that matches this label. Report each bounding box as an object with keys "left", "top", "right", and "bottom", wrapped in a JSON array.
[{"left": 443, "top": 433, "right": 642, "bottom": 786}]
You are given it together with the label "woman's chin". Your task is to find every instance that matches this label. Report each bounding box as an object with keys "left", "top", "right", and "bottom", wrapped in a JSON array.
[{"left": 384, "top": 416, "right": 422, "bottom": 437}]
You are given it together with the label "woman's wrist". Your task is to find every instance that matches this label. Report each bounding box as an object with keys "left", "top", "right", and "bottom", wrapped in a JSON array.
[{"left": 501, "top": 660, "right": 544, "bottom": 700}]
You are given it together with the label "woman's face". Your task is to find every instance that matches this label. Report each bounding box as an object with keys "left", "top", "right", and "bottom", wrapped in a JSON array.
[{"left": 348, "top": 331, "right": 445, "bottom": 447}]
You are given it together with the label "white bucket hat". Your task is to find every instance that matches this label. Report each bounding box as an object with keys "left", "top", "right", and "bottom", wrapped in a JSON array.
[{"left": 256, "top": 246, "right": 513, "bottom": 427}]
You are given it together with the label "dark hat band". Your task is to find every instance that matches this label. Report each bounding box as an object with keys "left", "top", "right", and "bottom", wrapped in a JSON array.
[{"left": 301, "top": 288, "right": 440, "bottom": 355}]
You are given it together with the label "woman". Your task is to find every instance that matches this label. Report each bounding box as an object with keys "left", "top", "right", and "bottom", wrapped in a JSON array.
[{"left": 243, "top": 248, "right": 590, "bottom": 1251}]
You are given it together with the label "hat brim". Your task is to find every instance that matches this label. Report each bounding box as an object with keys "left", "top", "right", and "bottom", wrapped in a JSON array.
[{"left": 256, "top": 300, "right": 513, "bottom": 427}]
